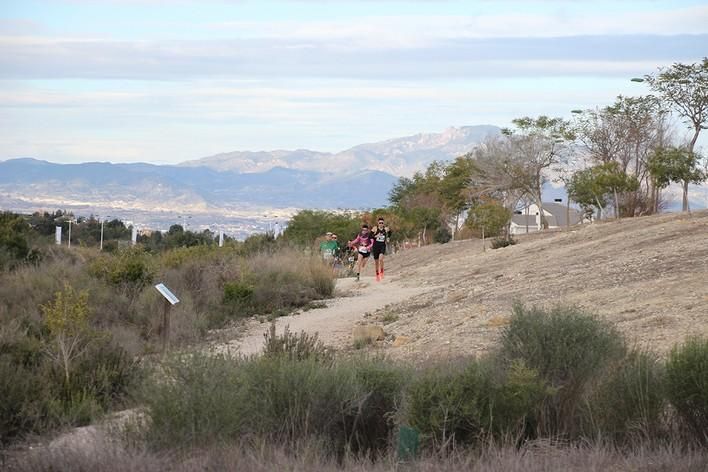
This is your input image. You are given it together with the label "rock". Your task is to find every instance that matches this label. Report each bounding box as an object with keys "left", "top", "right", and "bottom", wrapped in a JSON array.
[
  {"left": 393, "top": 335, "right": 411, "bottom": 347},
  {"left": 352, "top": 325, "right": 385, "bottom": 343}
]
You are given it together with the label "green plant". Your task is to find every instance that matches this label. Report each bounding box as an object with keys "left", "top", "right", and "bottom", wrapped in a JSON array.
[
  {"left": 491, "top": 238, "right": 517, "bottom": 249},
  {"left": 41, "top": 284, "right": 94, "bottom": 387},
  {"left": 223, "top": 281, "right": 254, "bottom": 306},
  {"left": 665, "top": 337, "right": 708, "bottom": 441},
  {"left": 140, "top": 353, "right": 405, "bottom": 458},
  {"left": 405, "top": 361, "right": 491, "bottom": 449},
  {"left": 585, "top": 350, "right": 665, "bottom": 442},
  {"left": 499, "top": 304, "right": 626, "bottom": 437},
  {"left": 262, "top": 323, "right": 331, "bottom": 362}
]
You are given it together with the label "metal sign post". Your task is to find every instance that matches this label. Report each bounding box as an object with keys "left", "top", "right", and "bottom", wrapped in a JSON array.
[{"left": 154, "top": 283, "right": 180, "bottom": 353}]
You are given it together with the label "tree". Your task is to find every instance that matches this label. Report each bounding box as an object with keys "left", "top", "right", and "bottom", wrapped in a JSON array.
[
  {"left": 567, "top": 162, "right": 639, "bottom": 220},
  {"left": 644, "top": 58, "right": 708, "bottom": 211},
  {"left": 648, "top": 147, "right": 706, "bottom": 211},
  {"left": 500, "top": 116, "right": 574, "bottom": 229},
  {"left": 438, "top": 156, "right": 477, "bottom": 239},
  {"left": 466, "top": 200, "right": 511, "bottom": 250},
  {"left": 41, "top": 285, "right": 94, "bottom": 388},
  {"left": 572, "top": 96, "right": 667, "bottom": 216}
]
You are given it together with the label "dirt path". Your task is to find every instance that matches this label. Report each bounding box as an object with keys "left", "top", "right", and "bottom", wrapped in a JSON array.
[{"left": 213, "top": 274, "right": 437, "bottom": 356}]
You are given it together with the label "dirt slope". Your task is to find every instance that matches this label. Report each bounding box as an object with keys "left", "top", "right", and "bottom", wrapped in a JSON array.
[{"left": 227, "top": 210, "right": 708, "bottom": 362}]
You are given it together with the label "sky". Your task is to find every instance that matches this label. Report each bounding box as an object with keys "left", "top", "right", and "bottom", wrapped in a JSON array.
[{"left": 0, "top": 0, "right": 707, "bottom": 165}]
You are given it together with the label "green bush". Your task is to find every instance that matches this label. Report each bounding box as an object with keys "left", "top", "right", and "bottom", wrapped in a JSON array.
[
  {"left": 89, "top": 247, "right": 155, "bottom": 296},
  {"left": 585, "top": 350, "right": 665, "bottom": 441},
  {"left": 262, "top": 323, "right": 331, "bottom": 362},
  {"left": 491, "top": 237, "right": 516, "bottom": 249},
  {"left": 405, "top": 358, "right": 550, "bottom": 449},
  {"left": 405, "top": 361, "right": 490, "bottom": 448},
  {"left": 141, "top": 352, "right": 405, "bottom": 458},
  {"left": 0, "top": 322, "right": 139, "bottom": 444},
  {"left": 223, "top": 281, "right": 254, "bottom": 307},
  {"left": 665, "top": 337, "right": 708, "bottom": 441},
  {"left": 499, "top": 304, "right": 625, "bottom": 437}
]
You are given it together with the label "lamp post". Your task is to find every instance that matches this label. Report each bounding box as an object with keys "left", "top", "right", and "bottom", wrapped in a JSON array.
[
  {"left": 67, "top": 218, "right": 76, "bottom": 249},
  {"left": 99, "top": 215, "right": 111, "bottom": 251}
]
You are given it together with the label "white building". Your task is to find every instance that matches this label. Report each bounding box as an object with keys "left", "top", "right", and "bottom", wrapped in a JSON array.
[{"left": 510, "top": 201, "right": 582, "bottom": 235}]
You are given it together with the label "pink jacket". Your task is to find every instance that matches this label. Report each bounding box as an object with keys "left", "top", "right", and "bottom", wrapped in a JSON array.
[{"left": 350, "top": 232, "right": 374, "bottom": 252}]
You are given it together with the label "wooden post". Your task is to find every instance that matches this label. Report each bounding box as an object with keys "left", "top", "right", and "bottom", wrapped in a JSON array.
[{"left": 162, "top": 298, "right": 171, "bottom": 353}]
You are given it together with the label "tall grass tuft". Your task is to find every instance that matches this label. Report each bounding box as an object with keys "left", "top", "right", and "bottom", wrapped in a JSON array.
[
  {"left": 585, "top": 349, "right": 665, "bottom": 442},
  {"left": 665, "top": 336, "right": 708, "bottom": 443}
]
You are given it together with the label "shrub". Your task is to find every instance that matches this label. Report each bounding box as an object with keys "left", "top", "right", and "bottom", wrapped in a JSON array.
[
  {"left": 405, "top": 361, "right": 491, "bottom": 449},
  {"left": 223, "top": 281, "right": 254, "bottom": 306},
  {"left": 262, "top": 323, "right": 331, "bottom": 362},
  {"left": 491, "top": 237, "right": 516, "bottom": 249},
  {"left": 89, "top": 248, "right": 155, "bottom": 297},
  {"left": 405, "top": 358, "right": 550, "bottom": 449},
  {"left": 585, "top": 350, "right": 665, "bottom": 442},
  {"left": 140, "top": 352, "right": 405, "bottom": 458},
  {"left": 498, "top": 304, "right": 625, "bottom": 437},
  {"left": 665, "top": 337, "right": 708, "bottom": 442}
]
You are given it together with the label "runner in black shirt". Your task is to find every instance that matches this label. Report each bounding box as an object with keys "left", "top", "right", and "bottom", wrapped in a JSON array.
[{"left": 371, "top": 217, "right": 391, "bottom": 282}]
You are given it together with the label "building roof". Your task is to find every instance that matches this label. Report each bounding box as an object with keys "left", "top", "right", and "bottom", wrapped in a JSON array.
[
  {"left": 541, "top": 202, "right": 581, "bottom": 226},
  {"left": 512, "top": 202, "right": 582, "bottom": 228}
]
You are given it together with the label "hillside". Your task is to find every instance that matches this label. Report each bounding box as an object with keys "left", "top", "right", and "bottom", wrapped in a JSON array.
[{"left": 227, "top": 210, "right": 708, "bottom": 361}]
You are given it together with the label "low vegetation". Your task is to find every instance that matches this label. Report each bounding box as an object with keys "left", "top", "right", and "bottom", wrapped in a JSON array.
[
  {"left": 0, "top": 216, "right": 336, "bottom": 446},
  {"left": 126, "top": 307, "right": 707, "bottom": 465}
]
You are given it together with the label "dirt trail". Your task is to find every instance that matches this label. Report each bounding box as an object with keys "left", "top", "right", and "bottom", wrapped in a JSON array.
[{"left": 214, "top": 275, "right": 437, "bottom": 356}]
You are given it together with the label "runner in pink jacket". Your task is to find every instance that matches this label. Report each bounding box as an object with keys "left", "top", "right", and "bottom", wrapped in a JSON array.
[{"left": 348, "top": 224, "right": 374, "bottom": 281}]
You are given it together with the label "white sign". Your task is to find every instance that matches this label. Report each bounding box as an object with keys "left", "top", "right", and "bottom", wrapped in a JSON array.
[
  {"left": 155, "top": 283, "right": 180, "bottom": 305},
  {"left": 55, "top": 226, "right": 62, "bottom": 245},
  {"left": 131, "top": 226, "right": 138, "bottom": 246},
  {"left": 219, "top": 230, "right": 224, "bottom": 247}
]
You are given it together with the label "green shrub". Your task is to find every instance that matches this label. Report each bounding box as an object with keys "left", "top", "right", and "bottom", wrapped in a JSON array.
[
  {"left": 262, "top": 323, "right": 331, "bottom": 362},
  {"left": 90, "top": 247, "right": 155, "bottom": 296},
  {"left": 499, "top": 304, "right": 625, "bottom": 437},
  {"left": 491, "top": 237, "right": 516, "bottom": 249},
  {"left": 405, "top": 361, "right": 491, "bottom": 448},
  {"left": 585, "top": 350, "right": 665, "bottom": 441},
  {"left": 141, "top": 353, "right": 405, "bottom": 458},
  {"left": 665, "top": 337, "right": 708, "bottom": 442},
  {"left": 0, "top": 317, "right": 139, "bottom": 444},
  {"left": 223, "top": 281, "right": 254, "bottom": 306},
  {"left": 405, "top": 358, "right": 550, "bottom": 449}
]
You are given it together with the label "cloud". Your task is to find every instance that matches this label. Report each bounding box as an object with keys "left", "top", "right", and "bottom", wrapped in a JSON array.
[
  {"left": 210, "top": 6, "right": 708, "bottom": 40},
  {"left": 0, "top": 34, "right": 704, "bottom": 81}
]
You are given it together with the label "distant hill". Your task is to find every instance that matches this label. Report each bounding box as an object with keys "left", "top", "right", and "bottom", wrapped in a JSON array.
[
  {"left": 0, "top": 159, "right": 398, "bottom": 214},
  {"left": 180, "top": 125, "right": 501, "bottom": 176}
]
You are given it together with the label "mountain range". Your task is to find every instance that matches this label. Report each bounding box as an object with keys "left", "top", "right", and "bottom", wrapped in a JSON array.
[
  {"left": 0, "top": 126, "right": 501, "bottom": 230},
  {"left": 2, "top": 124, "right": 703, "bottom": 234},
  {"left": 181, "top": 125, "right": 501, "bottom": 176}
]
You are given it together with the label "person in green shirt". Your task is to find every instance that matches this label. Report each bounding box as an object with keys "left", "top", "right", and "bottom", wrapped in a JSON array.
[{"left": 319, "top": 232, "right": 338, "bottom": 262}]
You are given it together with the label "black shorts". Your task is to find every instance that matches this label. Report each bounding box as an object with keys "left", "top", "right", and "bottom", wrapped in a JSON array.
[
  {"left": 372, "top": 243, "right": 386, "bottom": 260},
  {"left": 358, "top": 249, "right": 371, "bottom": 259}
]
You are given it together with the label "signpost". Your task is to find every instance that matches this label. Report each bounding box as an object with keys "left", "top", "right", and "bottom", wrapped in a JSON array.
[
  {"left": 154, "top": 283, "right": 179, "bottom": 352},
  {"left": 55, "top": 226, "right": 62, "bottom": 245}
]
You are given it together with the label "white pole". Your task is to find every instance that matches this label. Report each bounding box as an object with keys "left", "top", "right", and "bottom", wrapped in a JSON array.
[
  {"left": 100, "top": 218, "right": 105, "bottom": 251},
  {"left": 68, "top": 220, "right": 72, "bottom": 249}
]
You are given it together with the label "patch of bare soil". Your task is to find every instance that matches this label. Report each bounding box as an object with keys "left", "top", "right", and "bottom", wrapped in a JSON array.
[{"left": 220, "top": 211, "right": 708, "bottom": 362}]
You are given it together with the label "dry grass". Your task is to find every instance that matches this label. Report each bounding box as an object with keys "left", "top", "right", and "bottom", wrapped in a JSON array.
[{"left": 5, "top": 438, "right": 707, "bottom": 472}]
